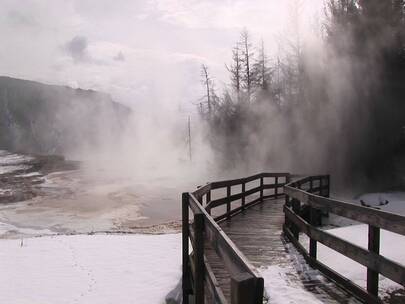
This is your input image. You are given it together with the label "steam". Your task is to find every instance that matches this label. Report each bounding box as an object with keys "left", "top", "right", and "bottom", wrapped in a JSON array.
[
  {"left": 192, "top": 1, "right": 405, "bottom": 191},
  {"left": 2, "top": 0, "right": 403, "bottom": 193}
]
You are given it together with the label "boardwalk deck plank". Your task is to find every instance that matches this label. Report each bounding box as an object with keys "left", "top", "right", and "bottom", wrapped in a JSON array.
[{"left": 205, "top": 198, "right": 361, "bottom": 303}]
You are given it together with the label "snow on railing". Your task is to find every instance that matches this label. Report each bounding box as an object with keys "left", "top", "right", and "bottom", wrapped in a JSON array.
[{"left": 284, "top": 175, "right": 405, "bottom": 304}]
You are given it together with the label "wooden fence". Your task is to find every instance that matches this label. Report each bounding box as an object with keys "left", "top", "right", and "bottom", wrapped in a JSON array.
[
  {"left": 284, "top": 175, "right": 405, "bottom": 304},
  {"left": 182, "top": 172, "right": 290, "bottom": 304}
]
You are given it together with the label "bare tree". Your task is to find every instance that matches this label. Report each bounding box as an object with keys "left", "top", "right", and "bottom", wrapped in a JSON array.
[
  {"left": 201, "top": 64, "right": 212, "bottom": 116},
  {"left": 240, "top": 29, "right": 254, "bottom": 101},
  {"left": 226, "top": 43, "right": 242, "bottom": 101},
  {"left": 200, "top": 64, "right": 219, "bottom": 118},
  {"left": 253, "top": 39, "right": 272, "bottom": 91}
]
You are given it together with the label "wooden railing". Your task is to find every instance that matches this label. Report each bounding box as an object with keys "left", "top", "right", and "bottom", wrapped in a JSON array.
[
  {"left": 182, "top": 172, "right": 290, "bottom": 304},
  {"left": 284, "top": 175, "right": 405, "bottom": 304}
]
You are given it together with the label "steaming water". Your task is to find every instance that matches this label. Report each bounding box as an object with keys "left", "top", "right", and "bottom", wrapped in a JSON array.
[{"left": 0, "top": 151, "right": 193, "bottom": 238}]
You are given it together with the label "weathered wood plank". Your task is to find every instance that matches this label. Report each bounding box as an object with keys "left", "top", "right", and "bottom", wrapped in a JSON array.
[
  {"left": 182, "top": 193, "right": 191, "bottom": 303},
  {"left": 231, "top": 273, "right": 257, "bottom": 304},
  {"left": 284, "top": 206, "right": 405, "bottom": 287},
  {"left": 214, "top": 197, "right": 358, "bottom": 303},
  {"left": 214, "top": 197, "right": 264, "bottom": 223},
  {"left": 283, "top": 225, "right": 381, "bottom": 304},
  {"left": 208, "top": 173, "right": 289, "bottom": 190},
  {"left": 207, "top": 186, "right": 261, "bottom": 209},
  {"left": 188, "top": 194, "right": 259, "bottom": 279},
  {"left": 193, "top": 184, "right": 212, "bottom": 201},
  {"left": 204, "top": 257, "right": 228, "bottom": 304},
  {"left": 194, "top": 213, "right": 205, "bottom": 304},
  {"left": 284, "top": 186, "right": 405, "bottom": 236},
  {"left": 367, "top": 225, "right": 380, "bottom": 296}
]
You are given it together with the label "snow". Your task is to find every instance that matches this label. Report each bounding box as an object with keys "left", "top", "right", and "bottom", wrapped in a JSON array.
[
  {"left": 0, "top": 221, "right": 55, "bottom": 238},
  {"left": 0, "top": 150, "right": 33, "bottom": 165},
  {"left": 260, "top": 265, "right": 323, "bottom": 304},
  {"left": 0, "top": 164, "right": 30, "bottom": 174},
  {"left": 357, "top": 192, "right": 405, "bottom": 215},
  {"left": 16, "top": 172, "right": 42, "bottom": 178},
  {"left": 260, "top": 223, "right": 405, "bottom": 303},
  {"left": 0, "top": 150, "right": 32, "bottom": 174},
  {"left": 301, "top": 224, "right": 405, "bottom": 296},
  {"left": 0, "top": 233, "right": 181, "bottom": 304}
]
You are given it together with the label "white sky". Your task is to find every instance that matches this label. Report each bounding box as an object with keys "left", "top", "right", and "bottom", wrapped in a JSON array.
[{"left": 0, "top": 0, "right": 324, "bottom": 111}]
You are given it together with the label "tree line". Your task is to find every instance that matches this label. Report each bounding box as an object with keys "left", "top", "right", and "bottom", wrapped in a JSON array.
[{"left": 198, "top": 0, "right": 405, "bottom": 188}]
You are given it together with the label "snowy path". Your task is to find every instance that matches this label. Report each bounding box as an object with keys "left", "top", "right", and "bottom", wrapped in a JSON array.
[{"left": 0, "top": 233, "right": 181, "bottom": 304}]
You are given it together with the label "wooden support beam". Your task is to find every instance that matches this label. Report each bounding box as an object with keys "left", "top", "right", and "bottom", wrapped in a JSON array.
[
  {"left": 291, "top": 199, "right": 301, "bottom": 240},
  {"left": 367, "top": 225, "right": 380, "bottom": 297},
  {"left": 309, "top": 206, "right": 317, "bottom": 259},
  {"left": 326, "top": 175, "right": 330, "bottom": 198},
  {"left": 275, "top": 177, "right": 278, "bottom": 197},
  {"left": 260, "top": 177, "right": 264, "bottom": 202},
  {"left": 231, "top": 273, "right": 257, "bottom": 304},
  {"left": 182, "top": 193, "right": 191, "bottom": 304},
  {"left": 284, "top": 205, "right": 405, "bottom": 287},
  {"left": 241, "top": 182, "right": 246, "bottom": 210},
  {"left": 206, "top": 190, "right": 211, "bottom": 215},
  {"left": 227, "top": 185, "right": 231, "bottom": 220},
  {"left": 194, "top": 213, "right": 205, "bottom": 304}
]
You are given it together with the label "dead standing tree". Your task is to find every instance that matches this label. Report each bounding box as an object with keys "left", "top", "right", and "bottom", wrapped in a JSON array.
[
  {"left": 240, "top": 29, "right": 255, "bottom": 103},
  {"left": 226, "top": 43, "right": 242, "bottom": 103},
  {"left": 254, "top": 40, "right": 271, "bottom": 91},
  {"left": 200, "top": 64, "right": 219, "bottom": 118},
  {"left": 201, "top": 64, "right": 212, "bottom": 117}
]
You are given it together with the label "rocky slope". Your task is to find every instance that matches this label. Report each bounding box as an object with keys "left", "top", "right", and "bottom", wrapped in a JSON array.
[{"left": 0, "top": 76, "right": 130, "bottom": 155}]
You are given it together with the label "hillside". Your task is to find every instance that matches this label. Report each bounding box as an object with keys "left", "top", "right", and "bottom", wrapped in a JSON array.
[{"left": 0, "top": 76, "right": 130, "bottom": 155}]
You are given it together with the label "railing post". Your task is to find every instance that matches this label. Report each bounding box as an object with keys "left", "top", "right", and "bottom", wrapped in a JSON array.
[
  {"left": 241, "top": 182, "right": 246, "bottom": 210},
  {"left": 275, "top": 177, "right": 278, "bottom": 197},
  {"left": 285, "top": 174, "right": 291, "bottom": 195},
  {"left": 367, "top": 225, "right": 380, "bottom": 297},
  {"left": 194, "top": 213, "right": 205, "bottom": 304},
  {"left": 291, "top": 199, "right": 301, "bottom": 240},
  {"left": 231, "top": 273, "right": 258, "bottom": 304},
  {"left": 260, "top": 177, "right": 264, "bottom": 202},
  {"left": 227, "top": 185, "right": 231, "bottom": 220},
  {"left": 326, "top": 175, "right": 330, "bottom": 198},
  {"left": 182, "top": 193, "right": 190, "bottom": 304},
  {"left": 284, "top": 175, "right": 291, "bottom": 233},
  {"left": 309, "top": 206, "right": 317, "bottom": 259},
  {"left": 206, "top": 190, "right": 211, "bottom": 215},
  {"left": 290, "top": 183, "right": 303, "bottom": 240}
]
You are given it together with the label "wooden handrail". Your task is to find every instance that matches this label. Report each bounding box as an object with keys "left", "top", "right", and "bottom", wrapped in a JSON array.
[
  {"left": 182, "top": 172, "right": 289, "bottom": 303},
  {"left": 284, "top": 175, "right": 405, "bottom": 303}
]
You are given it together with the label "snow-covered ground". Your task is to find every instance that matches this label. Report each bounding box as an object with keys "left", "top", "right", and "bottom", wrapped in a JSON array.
[
  {"left": 0, "top": 150, "right": 32, "bottom": 174},
  {"left": 294, "top": 224, "right": 404, "bottom": 300},
  {"left": 315, "top": 224, "right": 404, "bottom": 294},
  {"left": 260, "top": 223, "right": 405, "bottom": 303},
  {"left": 0, "top": 233, "right": 181, "bottom": 304},
  {"left": 357, "top": 192, "right": 405, "bottom": 215},
  {"left": 261, "top": 265, "right": 325, "bottom": 304},
  {"left": 1, "top": 149, "right": 404, "bottom": 303}
]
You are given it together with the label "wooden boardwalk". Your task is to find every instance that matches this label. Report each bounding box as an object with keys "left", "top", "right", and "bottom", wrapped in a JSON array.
[
  {"left": 205, "top": 197, "right": 360, "bottom": 303},
  {"left": 184, "top": 173, "right": 405, "bottom": 304}
]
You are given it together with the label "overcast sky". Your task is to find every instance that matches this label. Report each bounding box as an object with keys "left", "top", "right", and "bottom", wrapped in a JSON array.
[{"left": 0, "top": 0, "right": 323, "bottom": 111}]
